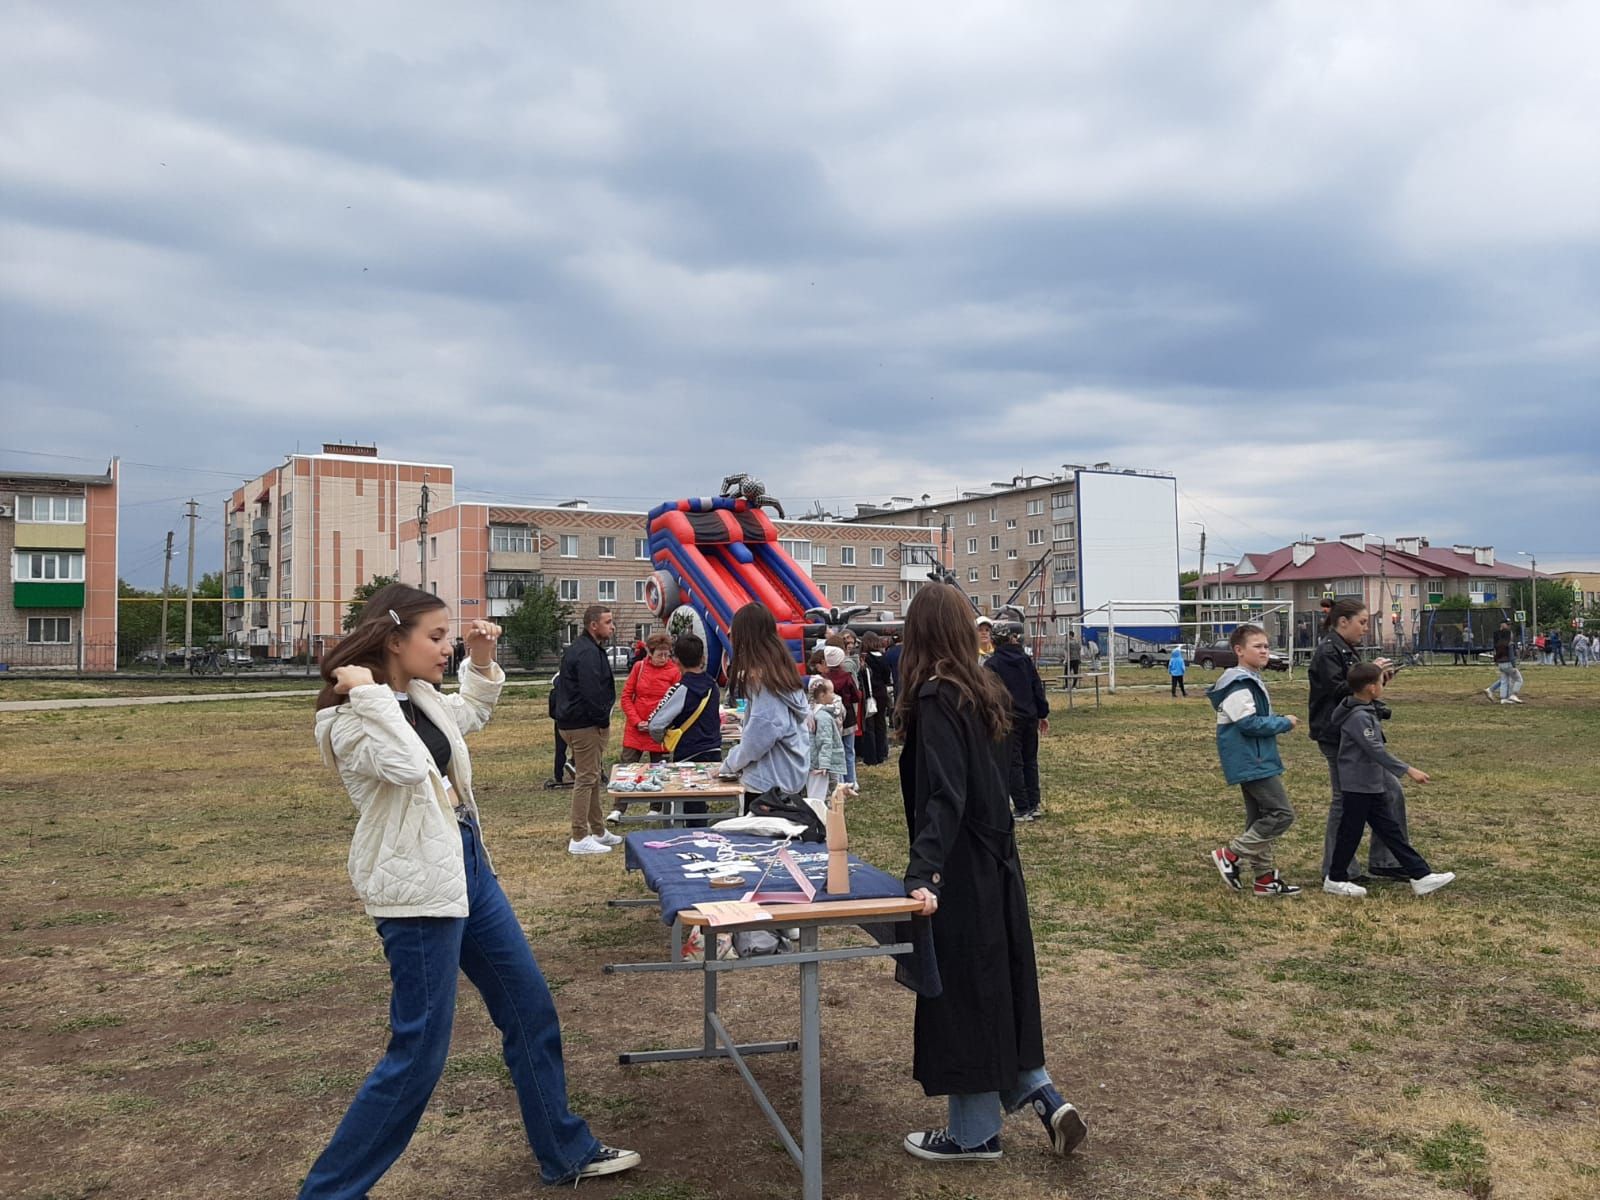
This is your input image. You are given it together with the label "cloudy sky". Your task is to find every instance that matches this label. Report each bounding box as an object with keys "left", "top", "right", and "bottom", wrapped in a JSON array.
[{"left": 4, "top": 0, "right": 1597, "bottom": 587}]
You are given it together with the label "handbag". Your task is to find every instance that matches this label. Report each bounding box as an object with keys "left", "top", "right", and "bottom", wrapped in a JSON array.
[
  {"left": 661, "top": 689, "right": 711, "bottom": 754},
  {"left": 745, "top": 787, "right": 827, "bottom": 842}
]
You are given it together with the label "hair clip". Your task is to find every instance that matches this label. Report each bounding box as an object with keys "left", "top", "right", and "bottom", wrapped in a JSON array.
[{"left": 389, "top": 609, "right": 402, "bottom": 626}]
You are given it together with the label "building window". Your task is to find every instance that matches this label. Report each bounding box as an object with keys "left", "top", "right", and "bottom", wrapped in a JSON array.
[
  {"left": 991, "top": 594, "right": 1002, "bottom": 609},
  {"left": 17, "top": 495, "right": 85, "bottom": 523},
  {"left": 968, "top": 568, "right": 979, "bottom": 582},
  {"left": 1052, "top": 522, "right": 1072, "bottom": 542},
  {"left": 1051, "top": 491, "right": 1072, "bottom": 511},
  {"left": 967, "top": 538, "right": 978, "bottom": 555},
  {"left": 597, "top": 580, "right": 617, "bottom": 602},
  {"left": 1052, "top": 585, "right": 1071, "bottom": 604},
  {"left": 560, "top": 535, "right": 578, "bottom": 558},
  {"left": 491, "top": 524, "right": 534, "bottom": 553},
  {"left": 1005, "top": 518, "right": 1017, "bottom": 530},
  {"left": 635, "top": 538, "right": 650, "bottom": 560},
  {"left": 1027, "top": 529, "right": 1044, "bottom": 546},
  {"left": 635, "top": 623, "right": 651, "bottom": 642},
  {"left": 1029, "top": 589, "right": 1044, "bottom": 607},
  {"left": 989, "top": 506, "right": 998, "bottom": 522},
  {"left": 487, "top": 573, "right": 532, "bottom": 600},
  {"left": 990, "top": 535, "right": 1000, "bottom": 551},
  {"left": 27, "top": 617, "right": 71, "bottom": 643},
  {"left": 780, "top": 538, "right": 812, "bottom": 563},
  {"left": 597, "top": 536, "right": 616, "bottom": 558},
  {"left": 812, "top": 545, "right": 828, "bottom": 566},
  {"left": 842, "top": 585, "right": 856, "bottom": 603},
  {"left": 817, "top": 582, "right": 827, "bottom": 597},
  {"left": 564, "top": 622, "right": 580, "bottom": 644},
  {"left": 904, "top": 580, "right": 923, "bottom": 601},
  {"left": 558, "top": 579, "right": 580, "bottom": 601},
  {"left": 990, "top": 564, "right": 1000, "bottom": 580},
  {"left": 1007, "top": 549, "right": 1018, "bottom": 560},
  {"left": 1026, "top": 499, "right": 1045, "bottom": 516},
  {"left": 870, "top": 547, "right": 885, "bottom": 567},
  {"left": 430, "top": 536, "right": 438, "bottom": 559},
  {"left": 13, "top": 552, "right": 85, "bottom": 582},
  {"left": 838, "top": 546, "right": 854, "bottom": 567},
  {"left": 871, "top": 584, "right": 886, "bottom": 603},
  {"left": 635, "top": 579, "right": 648, "bottom": 602}
]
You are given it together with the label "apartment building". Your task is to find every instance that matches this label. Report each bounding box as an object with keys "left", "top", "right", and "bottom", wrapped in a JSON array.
[
  {"left": 223, "top": 444, "right": 453, "bottom": 656},
  {"left": 1200, "top": 534, "right": 1543, "bottom": 648},
  {"left": 1, "top": 461, "right": 119, "bottom": 670},
  {"left": 397, "top": 501, "right": 938, "bottom": 648}
]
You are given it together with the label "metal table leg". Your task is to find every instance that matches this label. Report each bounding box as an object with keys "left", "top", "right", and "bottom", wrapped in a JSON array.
[{"left": 798, "top": 925, "right": 822, "bottom": 1200}]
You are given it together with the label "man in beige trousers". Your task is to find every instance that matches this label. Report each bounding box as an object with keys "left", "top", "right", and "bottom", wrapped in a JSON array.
[{"left": 555, "top": 605, "right": 619, "bottom": 855}]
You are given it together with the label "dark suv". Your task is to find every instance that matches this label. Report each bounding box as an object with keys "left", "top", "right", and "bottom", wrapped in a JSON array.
[{"left": 1192, "top": 638, "right": 1290, "bottom": 672}]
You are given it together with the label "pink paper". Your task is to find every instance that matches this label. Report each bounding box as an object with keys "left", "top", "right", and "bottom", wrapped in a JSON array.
[{"left": 742, "top": 847, "right": 817, "bottom": 905}]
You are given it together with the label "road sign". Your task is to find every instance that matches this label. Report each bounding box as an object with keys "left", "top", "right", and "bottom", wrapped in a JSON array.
[
  {"left": 1515, "top": 610, "right": 1527, "bottom": 622},
  {"left": 1392, "top": 602, "right": 1403, "bottom": 614}
]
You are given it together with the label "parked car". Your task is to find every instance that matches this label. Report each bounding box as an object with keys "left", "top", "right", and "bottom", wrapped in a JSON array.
[
  {"left": 1133, "top": 644, "right": 1191, "bottom": 668},
  {"left": 606, "top": 645, "right": 635, "bottom": 672},
  {"left": 223, "top": 649, "right": 254, "bottom": 668},
  {"left": 1191, "top": 638, "right": 1290, "bottom": 672}
]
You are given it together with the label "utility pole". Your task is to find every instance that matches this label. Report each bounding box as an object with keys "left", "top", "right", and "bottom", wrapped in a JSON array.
[
  {"left": 1530, "top": 554, "right": 1538, "bottom": 646},
  {"left": 183, "top": 500, "right": 199, "bottom": 667},
  {"left": 1379, "top": 540, "right": 1390, "bottom": 652},
  {"left": 417, "top": 474, "right": 432, "bottom": 592},
  {"left": 158, "top": 531, "right": 174, "bottom": 671},
  {"left": 1188, "top": 520, "right": 1206, "bottom": 644}
]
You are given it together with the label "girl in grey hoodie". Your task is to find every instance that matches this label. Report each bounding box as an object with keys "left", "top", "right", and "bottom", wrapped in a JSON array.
[{"left": 722, "top": 603, "right": 811, "bottom": 803}]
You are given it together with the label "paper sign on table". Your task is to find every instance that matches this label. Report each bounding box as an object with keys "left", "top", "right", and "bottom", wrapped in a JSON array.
[{"left": 692, "top": 901, "right": 773, "bottom": 926}]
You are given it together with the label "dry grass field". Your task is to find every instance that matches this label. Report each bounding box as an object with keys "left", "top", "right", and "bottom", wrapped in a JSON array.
[{"left": 2, "top": 666, "right": 1596, "bottom": 1199}]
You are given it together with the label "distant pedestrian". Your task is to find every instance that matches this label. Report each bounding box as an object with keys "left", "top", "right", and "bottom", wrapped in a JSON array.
[
  {"left": 1168, "top": 645, "right": 1188, "bottom": 697},
  {"left": 1487, "top": 622, "right": 1524, "bottom": 704},
  {"left": 1574, "top": 631, "right": 1592, "bottom": 667},
  {"left": 985, "top": 618, "right": 1050, "bottom": 822},
  {"left": 1549, "top": 629, "right": 1565, "bottom": 666}
]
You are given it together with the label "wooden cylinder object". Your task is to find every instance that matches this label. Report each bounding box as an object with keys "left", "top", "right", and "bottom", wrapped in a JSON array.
[{"left": 826, "top": 784, "right": 850, "bottom": 895}]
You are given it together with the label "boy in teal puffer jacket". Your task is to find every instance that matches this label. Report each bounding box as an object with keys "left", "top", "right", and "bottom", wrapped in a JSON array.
[{"left": 1207, "top": 625, "right": 1302, "bottom": 898}]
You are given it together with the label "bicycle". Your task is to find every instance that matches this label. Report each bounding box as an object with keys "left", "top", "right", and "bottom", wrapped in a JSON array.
[{"left": 189, "top": 648, "right": 223, "bottom": 676}]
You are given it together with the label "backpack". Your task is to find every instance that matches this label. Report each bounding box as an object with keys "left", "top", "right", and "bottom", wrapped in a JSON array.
[{"left": 745, "top": 786, "right": 827, "bottom": 843}]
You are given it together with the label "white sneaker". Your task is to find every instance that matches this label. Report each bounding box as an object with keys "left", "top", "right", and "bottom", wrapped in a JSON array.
[
  {"left": 1322, "top": 879, "right": 1368, "bottom": 898},
  {"left": 1507, "top": 695, "right": 1524, "bottom": 704},
  {"left": 1483, "top": 687, "right": 1497, "bottom": 700},
  {"left": 1411, "top": 872, "right": 1456, "bottom": 896},
  {"left": 606, "top": 809, "right": 623, "bottom": 824},
  {"left": 596, "top": 830, "right": 622, "bottom": 847},
  {"left": 568, "top": 836, "right": 613, "bottom": 855}
]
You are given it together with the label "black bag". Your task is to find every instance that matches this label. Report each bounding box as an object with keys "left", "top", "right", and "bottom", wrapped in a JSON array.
[{"left": 745, "top": 787, "right": 826, "bottom": 842}]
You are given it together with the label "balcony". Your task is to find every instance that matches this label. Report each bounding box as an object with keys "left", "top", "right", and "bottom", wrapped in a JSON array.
[
  {"left": 14, "top": 582, "right": 85, "bottom": 608},
  {"left": 898, "top": 543, "right": 940, "bottom": 582},
  {"left": 488, "top": 548, "right": 542, "bottom": 573},
  {"left": 251, "top": 516, "right": 270, "bottom": 537}
]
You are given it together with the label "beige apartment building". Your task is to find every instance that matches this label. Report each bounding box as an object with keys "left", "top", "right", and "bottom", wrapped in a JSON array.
[
  {"left": 398, "top": 501, "right": 939, "bottom": 649},
  {"left": 1, "top": 462, "right": 119, "bottom": 670},
  {"left": 849, "top": 471, "right": 1086, "bottom": 638},
  {"left": 223, "top": 444, "right": 453, "bottom": 656}
]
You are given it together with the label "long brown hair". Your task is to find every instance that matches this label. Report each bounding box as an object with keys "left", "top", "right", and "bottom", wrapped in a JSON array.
[
  {"left": 726, "top": 602, "right": 802, "bottom": 700},
  {"left": 894, "top": 584, "right": 1011, "bottom": 741},
  {"left": 315, "top": 583, "right": 449, "bottom": 710},
  {"left": 1324, "top": 597, "right": 1367, "bottom": 636}
]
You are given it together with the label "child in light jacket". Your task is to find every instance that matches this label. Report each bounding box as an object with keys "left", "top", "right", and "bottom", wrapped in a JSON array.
[{"left": 806, "top": 674, "right": 847, "bottom": 800}]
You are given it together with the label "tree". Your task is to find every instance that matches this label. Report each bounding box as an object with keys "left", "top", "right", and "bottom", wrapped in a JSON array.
[
  {"left": 1178, "top": 570, "right": 1199, "bottom": 602},
  {"left": 1507, "top": 579, "right": 1574, "bottom": 629},
  {"left": 116, "top": 579, "right": 162, "bottom": 665},
  {"left": 345, "top": 575, "right": 399, "bottom": 631},
  {"left": 191, "top": 571, "right": 224, "bottom": 644},
  {"left": 501, "top": 579, "right": 569, "bottom": 668}
]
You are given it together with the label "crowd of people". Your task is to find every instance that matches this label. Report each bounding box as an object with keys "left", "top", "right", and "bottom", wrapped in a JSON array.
[{"left": 301, "top": 574, "right": 1538, "bottom": 1189}]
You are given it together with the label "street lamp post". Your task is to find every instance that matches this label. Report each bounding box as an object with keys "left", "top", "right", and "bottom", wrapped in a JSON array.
[
  {"left": 1187, "top": 520, "right": 1206, "bottom": 644},
  {"left": 1518, "top": 551, "right": 1538, "bottom": 652}
]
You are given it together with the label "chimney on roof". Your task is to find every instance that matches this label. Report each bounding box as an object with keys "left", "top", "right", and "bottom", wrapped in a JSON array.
[
  {"left": 1474, "top": 546, "right": 1495, "bottom": 566},
  {"left": 1451, "top": 544, "right": 1472, "bottom": 556},
  {"left": 1339, "top": 532, "right": 1367, "bottom": 550},
  {"left": 1293, "top": 541, "right": 1317, "bottom": 567},
  {"left": 558, "top": 499, "right": 589, "bottom": 509},
  {"left": 1395, "top": 537, "right": 1423, "bottom": 555}
]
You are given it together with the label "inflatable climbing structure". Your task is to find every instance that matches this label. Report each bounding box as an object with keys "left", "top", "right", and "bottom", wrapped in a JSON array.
[{"left": 641, "top": 495, "right": 826, "bottom": 680}]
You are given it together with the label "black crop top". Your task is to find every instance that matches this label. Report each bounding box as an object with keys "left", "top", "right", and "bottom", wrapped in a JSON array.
[{"left": 395, "top": 695, "right": 451, "bottom": 776}]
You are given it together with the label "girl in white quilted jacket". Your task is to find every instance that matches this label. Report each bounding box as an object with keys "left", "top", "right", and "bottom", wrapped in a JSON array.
[{"left": 297, "top": 584, "right": 638, "bottom": 1196}]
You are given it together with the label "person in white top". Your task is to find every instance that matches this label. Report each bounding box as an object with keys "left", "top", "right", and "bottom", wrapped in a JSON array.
[{"left": 298, "top": 584, "right": 638, "bottom": 1196}]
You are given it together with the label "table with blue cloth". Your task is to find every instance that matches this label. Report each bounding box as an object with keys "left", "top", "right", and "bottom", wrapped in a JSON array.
[{"left": 606, "top": 829, "right": 933, "bottom": 1200}]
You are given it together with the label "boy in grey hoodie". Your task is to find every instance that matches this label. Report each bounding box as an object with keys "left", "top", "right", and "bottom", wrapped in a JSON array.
[{"left": 1324, "top": 663, "right": 1455, "bottom": 898}]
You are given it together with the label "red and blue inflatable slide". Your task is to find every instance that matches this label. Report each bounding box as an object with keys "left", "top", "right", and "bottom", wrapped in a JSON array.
[{"left": 641, "top": 496, "right": 825, "bottom": 680}]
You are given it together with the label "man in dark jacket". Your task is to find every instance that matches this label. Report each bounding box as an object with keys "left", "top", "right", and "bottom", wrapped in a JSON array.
[
  {"left": 985, "top": 622, "right": 1050, "bottom": 821},
  {"left": 557, "top": 605, "right": 618, "bottom": 856}
]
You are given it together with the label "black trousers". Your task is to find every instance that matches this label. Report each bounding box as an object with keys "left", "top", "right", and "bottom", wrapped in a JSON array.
[
  {"left": 1170, "top": 674, "right": 1187, "bottom": 696},
  {"left": 858, "top": 712, "right": 888, "bottom": 765},
  {"left": 552, "top": 726, "right": 568, "bottom": 781},
  {"left": 1007, "top": 716, "right": 1041, "bottom": 815},
  {"left": 1328, "top": 791, "right": 1431, "bottom": 882}
]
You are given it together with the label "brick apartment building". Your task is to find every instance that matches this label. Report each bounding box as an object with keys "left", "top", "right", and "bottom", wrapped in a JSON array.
[
  {"left": 398, "top": 501, "right": 939, "bottom": 650},
  {"left": 223, "top": 445, "right": 453, "bottom": 656},
  {"left": 1200, "top": 534, "right": 1545, "bottom": 649},
  {"left": 1, "top": 461, "right": 119, "bottom": 670}
]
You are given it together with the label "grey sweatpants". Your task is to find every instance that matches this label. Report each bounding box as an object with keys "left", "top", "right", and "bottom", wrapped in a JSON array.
[
  {"left": 1319, "top": 742, "right": 1407, "bottom": 876},
  {"left": 1228, "top": 775, "right": 1295, "bottom": 876}
]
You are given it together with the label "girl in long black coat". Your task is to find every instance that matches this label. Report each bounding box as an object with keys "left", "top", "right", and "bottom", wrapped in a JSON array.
[{"left": 896, "top": 584, "right": 1087, "bottom": 1163}]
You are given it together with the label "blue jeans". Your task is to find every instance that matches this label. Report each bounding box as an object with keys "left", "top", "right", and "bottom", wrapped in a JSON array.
[
  {"left": 298, "top": 820, "right": 600, "bottom": 1197},
  {"left": 947, "top": 1066, "right": 1053, "bottom": 1147},
  {"left": 842, "top": 729, "right": 858, "bottom": 784}
]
